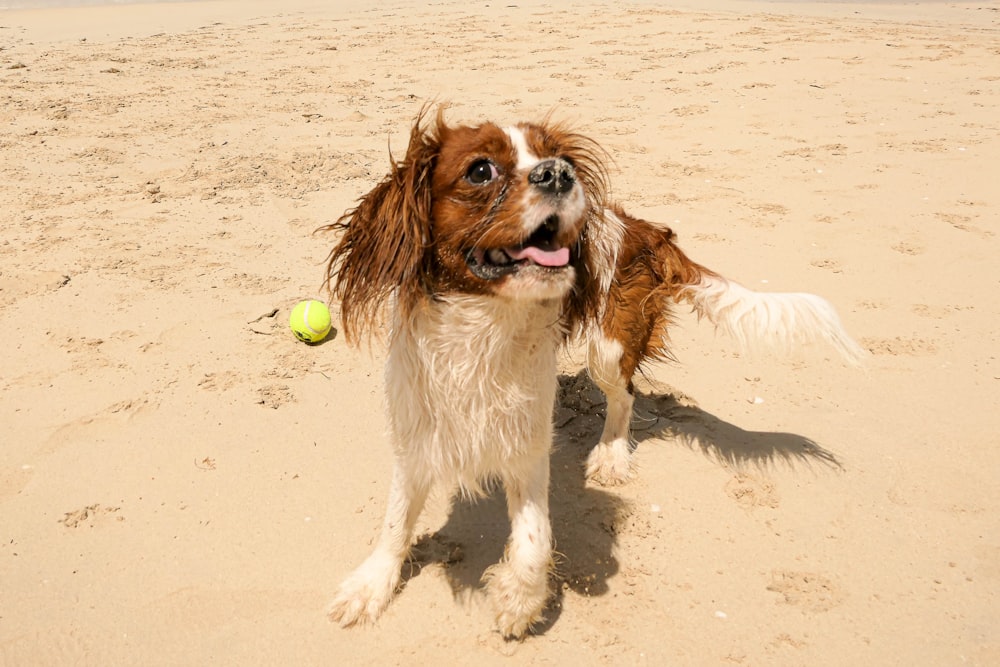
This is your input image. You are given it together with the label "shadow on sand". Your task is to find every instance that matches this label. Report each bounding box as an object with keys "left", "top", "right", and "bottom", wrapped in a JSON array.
[{"left": 403, "top": 369, "right": 842, "bottom": 633}]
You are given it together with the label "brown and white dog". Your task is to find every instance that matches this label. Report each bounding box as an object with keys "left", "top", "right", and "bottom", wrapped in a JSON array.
[{"left": 322, "top": 109, "right": 863, "bottom": 637}]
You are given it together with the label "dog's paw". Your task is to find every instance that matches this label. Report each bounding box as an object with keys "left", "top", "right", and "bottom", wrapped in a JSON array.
[
  {"left": 483, "top": 561, "right": 550, "bottom": 639},
  {"left": 327, "top": 553, "right": 402, "bottom": 627},
  {"left": 585, "top": 441, "right": 635, "bottom": 486}
]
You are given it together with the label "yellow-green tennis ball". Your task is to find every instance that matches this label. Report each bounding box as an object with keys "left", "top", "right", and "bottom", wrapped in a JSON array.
[{"left": 289, "top": 300, "right": 331, "bottom": 343}]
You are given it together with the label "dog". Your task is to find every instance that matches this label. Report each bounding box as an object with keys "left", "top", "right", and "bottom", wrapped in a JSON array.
[{"left": 321, "top": 108, "right": 863, "bottom": 637}]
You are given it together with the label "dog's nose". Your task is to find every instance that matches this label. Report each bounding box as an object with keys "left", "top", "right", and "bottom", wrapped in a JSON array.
[{"left": 528, "top": 158, "right": 576, "bottom": 196}]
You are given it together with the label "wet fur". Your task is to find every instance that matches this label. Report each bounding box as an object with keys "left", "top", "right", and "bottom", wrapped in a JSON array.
[
  {"left": 321, "top": 109, "right": 863, "bottom": 635},
  {"left": 322, "top": 109, "right": 606, "bottom": 638}
]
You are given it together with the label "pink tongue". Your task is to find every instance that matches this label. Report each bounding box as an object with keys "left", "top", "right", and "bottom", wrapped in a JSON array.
[{"left": 506, "top": 246, "right": 570, "bottom": 267}]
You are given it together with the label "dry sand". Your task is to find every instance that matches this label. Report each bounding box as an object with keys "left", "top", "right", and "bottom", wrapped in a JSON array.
[{"left": 2, "top": 0, "right": 998, "bottom": 664}]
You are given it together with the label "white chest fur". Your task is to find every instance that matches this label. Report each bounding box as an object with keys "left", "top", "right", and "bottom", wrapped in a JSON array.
[{"left": 384, "top": 295, "right": 563, "bottom": 494}]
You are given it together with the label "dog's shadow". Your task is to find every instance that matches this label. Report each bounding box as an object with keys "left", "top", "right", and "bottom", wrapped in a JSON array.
[
  {"left": 619, "top": 377, "right": 844, "bottom": 473},
  {"left": 406, "top": 369, "right": 841, "bottom": 634}
]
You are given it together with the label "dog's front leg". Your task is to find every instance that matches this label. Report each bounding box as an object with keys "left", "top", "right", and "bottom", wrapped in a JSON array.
[
  {"left": 328, "top": 460, "right": 429, "bottom": 627},
  {"left": 484, "top": 452, "right": 553, "bottom": 638}
]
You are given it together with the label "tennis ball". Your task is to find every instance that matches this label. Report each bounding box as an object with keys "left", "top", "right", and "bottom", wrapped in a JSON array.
[{"left": 289, "top": 299, "right": 332, "bottom": 343}]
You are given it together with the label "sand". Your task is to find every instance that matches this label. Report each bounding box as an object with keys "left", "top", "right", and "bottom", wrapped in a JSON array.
[{"left": 1, "top": 0, "right": 998, "bottom": 664}]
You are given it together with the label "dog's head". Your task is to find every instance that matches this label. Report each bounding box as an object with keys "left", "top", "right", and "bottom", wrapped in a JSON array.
[{"left": 324, "top": 107, "right": 608, "bottom": 343}]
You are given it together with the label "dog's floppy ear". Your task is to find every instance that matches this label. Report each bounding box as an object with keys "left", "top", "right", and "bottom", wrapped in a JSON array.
[{"left": 323, "top": 112, "right": 440, "bottom": 344}]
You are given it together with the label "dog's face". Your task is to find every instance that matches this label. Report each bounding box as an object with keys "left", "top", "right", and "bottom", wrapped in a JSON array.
[
  {"left": 429, "top": 122, "right": 595, "bottom": 301},
  {"left": 325, "top": 109, "right": 607, "bottom": 343}
]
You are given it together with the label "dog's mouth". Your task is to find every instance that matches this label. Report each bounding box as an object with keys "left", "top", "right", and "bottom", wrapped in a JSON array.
[{"left": 466, "top": 215, "right": 572, "bottom": 281}]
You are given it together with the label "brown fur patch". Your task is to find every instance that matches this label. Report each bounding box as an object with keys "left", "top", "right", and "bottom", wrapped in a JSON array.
[
  {"left": 320, "top": 108, "right": 439, "bottom": 344},
  {"left": 601, "top": 207, "right": 717, "bottom": 388}
]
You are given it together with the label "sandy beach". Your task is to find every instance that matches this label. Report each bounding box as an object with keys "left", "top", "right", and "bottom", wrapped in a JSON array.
[{"left": 2, "top": 0, "right": 998, "bottom": 664}]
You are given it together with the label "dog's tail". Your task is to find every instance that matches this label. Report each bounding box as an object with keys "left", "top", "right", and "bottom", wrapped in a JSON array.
[
  {"left": 599, "top": 208, "right": 866, "bottom": 364},
  {"left": 678, "top": 270, "right": 867, "bottom": 364}
]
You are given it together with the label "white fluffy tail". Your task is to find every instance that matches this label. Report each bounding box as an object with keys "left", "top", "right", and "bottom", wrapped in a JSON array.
[{"left": 683, "top": 274, "right": 867, "bottom": 364}]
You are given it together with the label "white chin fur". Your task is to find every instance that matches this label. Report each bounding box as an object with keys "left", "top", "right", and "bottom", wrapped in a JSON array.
[{"left": 495, "top": 265, "right": 575, "bottom": 301}]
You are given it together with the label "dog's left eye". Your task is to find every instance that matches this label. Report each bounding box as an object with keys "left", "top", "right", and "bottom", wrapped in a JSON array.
[{"left": 466, "top": 160, "right": 499, "bottom": 185}]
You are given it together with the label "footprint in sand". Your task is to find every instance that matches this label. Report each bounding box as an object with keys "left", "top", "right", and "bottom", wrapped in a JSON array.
[
  {"left": 890, "top": 241, "right": 924, "bottom": 256},
  {"left": 198, "top": 371, "right": 243, "bottom": 392},
  {"left": 726, "top": 473, "right": 780, "bottom": 510},
  {"left": 670, "top": 104, "right": 710, "bottom": 117},
  {"left": 767, "top": 570, "right": 844, "bottom": 612},
  {"left": 59, "top": 504, "right": 124, "bottom": 529},
  {"left": 41, "top": 396, "right": 158, "bottom": 456},
  {"left": 935, "top": 211, "right": 994, "bottom": 239},
  {"left": 810, "top": 258, "right": 843, "bottom": 273},
  {"left": 255, "top": 383, "right": 294, "bottom": 409},
  {"left": 861, "top": 336, "right": 938, "bottom": 356},
  {"left": 911, "top": 303, "right": 973, "bottom": 319}
]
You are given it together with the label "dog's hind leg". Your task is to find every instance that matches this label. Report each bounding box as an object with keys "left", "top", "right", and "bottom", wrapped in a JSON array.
[
  {"left": 585, "top": 333, "right": 636, "bottom": 486},
  {"left": 328, "top": 460, "right": 430, "bottom": 627}
]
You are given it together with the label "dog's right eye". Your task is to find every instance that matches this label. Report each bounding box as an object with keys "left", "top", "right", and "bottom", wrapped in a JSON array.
[{"left": 466, "top": 160, "right": 498, "bottom": 185}]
